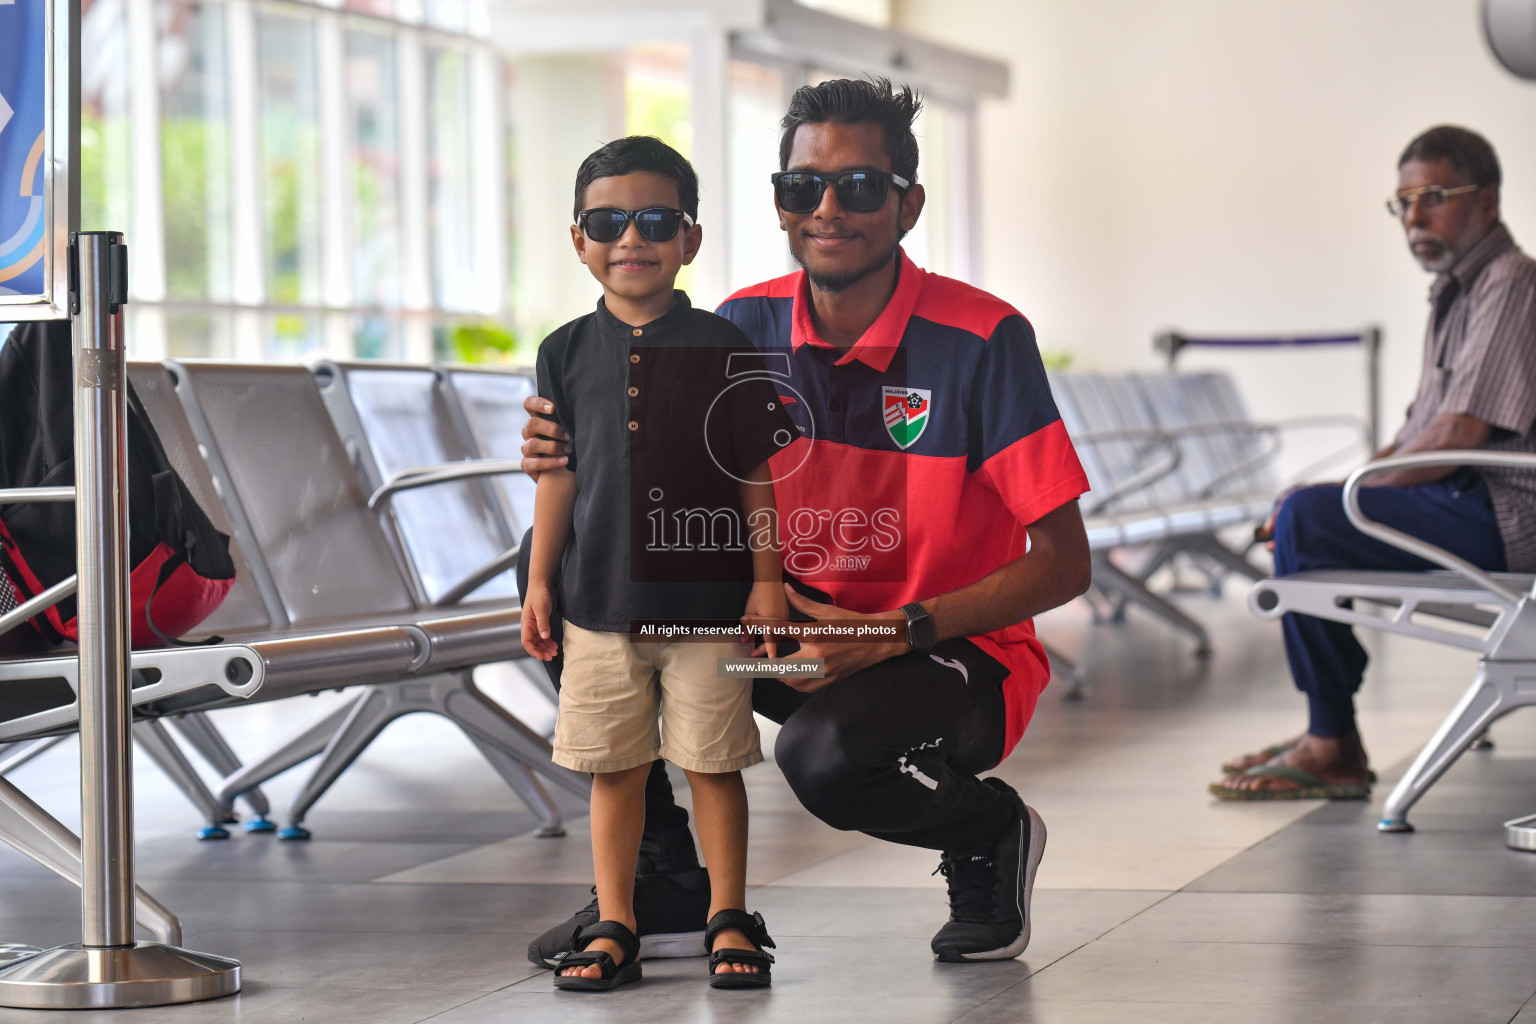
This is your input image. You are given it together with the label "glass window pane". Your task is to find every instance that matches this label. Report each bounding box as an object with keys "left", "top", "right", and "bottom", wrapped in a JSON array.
[
  {"left": 625, "top": 45, "right": 691, "bottom": 156},
  {"left": 347, "top": 30, "right": 402, "bottom": 307},
  {"left": 259, "top": 15, "right": 323, "bottom": 305},
  {"left": 159, "top": 1, "right": 232, "bottom": 300},
  {"left": 425, "top": 0, "right": 468, "bottom": 32},
  {"left": 905, "top": 101, "right": 954, "bottom": 275},
  {"left": 166, "top": 311, "right": 233, "bottom": 358},
  {"left": 345, "top": 0, "right": 393, "bottom": 17},
  {"left": 355, "top": 315, "right": 403, "bottom": 359},
  {"left": 624, "top": 46, "right": 693, "bottom": 293},
  {"left": 729, "top": 60, "right": 790, "bottom": 292},
  {"left": 503, "top": 60, "right": 517, "bottom": 315},
  {"left": 80, "top": 0, "right": 131, "bottom": 233},
  {"left": 427, "top": 47, "right": 475, "bottom": 311},
  {"left": 268, "top": 313, "right": 321, "bottom": 359}
]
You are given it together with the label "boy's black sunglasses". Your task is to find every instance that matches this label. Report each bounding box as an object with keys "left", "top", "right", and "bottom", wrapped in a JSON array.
[
  {"left": 770, "top": 170, "right": 911, "bottom": 214},
  {"left": 577, "top": 207, "right": 694, "bottom": 243}
]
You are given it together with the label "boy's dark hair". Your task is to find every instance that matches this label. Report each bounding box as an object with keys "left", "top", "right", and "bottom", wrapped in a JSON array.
[
  {"left": 778, "top": 76, "right": 923, "bottom": 183},
  {"left": 1399, "top": 125, "right": 1502, "bottom": 188},
  {"left": 573, "top": 136, "right": 699, "bottom": 222}
]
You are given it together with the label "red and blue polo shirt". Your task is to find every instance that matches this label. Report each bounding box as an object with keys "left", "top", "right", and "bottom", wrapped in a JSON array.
[{"left": 717, "top": 249, "right": 1089, "bottom": 758}]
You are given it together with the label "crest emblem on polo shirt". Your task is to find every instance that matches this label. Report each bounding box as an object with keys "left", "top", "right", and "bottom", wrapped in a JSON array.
[{"left": 882, "top": 386, "right": 931, "bottom": 449}]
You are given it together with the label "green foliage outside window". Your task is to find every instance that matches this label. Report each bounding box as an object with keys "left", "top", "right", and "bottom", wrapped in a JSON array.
[{"left": 446, "top": 321, "right": 519, "bottom": 364}]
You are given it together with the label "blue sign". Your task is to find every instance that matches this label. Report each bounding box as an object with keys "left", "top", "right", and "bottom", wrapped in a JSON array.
[{"left": 0, "top": 0, "right": 48, "bottom": 299}]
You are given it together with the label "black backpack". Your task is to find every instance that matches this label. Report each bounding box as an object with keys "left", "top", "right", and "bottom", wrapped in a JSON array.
[{"left": 0, "top": 320, "right": 237, "bottom": 647}]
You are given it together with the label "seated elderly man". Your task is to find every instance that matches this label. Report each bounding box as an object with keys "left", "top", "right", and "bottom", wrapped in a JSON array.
[{"left": 1214, "top": 125, "right": 1536, "bottom": 800}]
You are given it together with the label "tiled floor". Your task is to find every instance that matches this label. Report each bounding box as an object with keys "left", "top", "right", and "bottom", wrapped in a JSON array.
[{"left": 4, "top": 588, "right": 1536, "bottom": 1022}]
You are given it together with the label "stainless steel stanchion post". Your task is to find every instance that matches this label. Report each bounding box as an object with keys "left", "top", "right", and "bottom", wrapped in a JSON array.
[{"left": 0, "top": 233, "right": 241, "bottom": 1010}]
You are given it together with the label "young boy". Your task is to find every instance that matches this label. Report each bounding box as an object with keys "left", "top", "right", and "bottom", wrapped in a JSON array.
[{"left": 521, "top": 136, "right": 793, "bottom": 992}]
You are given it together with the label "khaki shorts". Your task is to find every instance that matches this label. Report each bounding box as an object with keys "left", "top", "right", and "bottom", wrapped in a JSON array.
[{"left": 552, "top": 621, "right": 762, "bottom": 774}]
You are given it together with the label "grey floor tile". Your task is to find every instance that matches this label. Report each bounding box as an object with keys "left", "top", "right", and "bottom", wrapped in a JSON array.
[
  {"left": 189, "top": 928, "right": 543, "bottom": 994},
  {"left": 1107, "top": 891, "right": 1536, "bottom": 948},
  {"left": 747, "top": 886, "right": 1165, "bottom": 965},
  {"left": 953, "top": 995, "right": 1516, "bottom": 1024},
  {"left": 1186, "top": 804, "right": 1536, "bottom": 896},
  {"left": 1014, "top": 938, "right": 1536, "bottom": 1014},
  {"left": 0, "top": 980, "right": 477, "bottom": 1024},
  {"left": 426, "top": 954, "right": 989, "bottom": 1024},
  {"left": 129, "top": 880, "right": 594, "bottom": 937},
  {"left": 132, "top": 835, "right": 481, "bottom": 885}
]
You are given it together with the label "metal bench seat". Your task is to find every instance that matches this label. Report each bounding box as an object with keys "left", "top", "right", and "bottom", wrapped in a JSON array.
[
  {"left": 165, "top": 361, "right": 584, "bottom": 840},
  {"left": 1053, "top": 368, "right": 1366, "bottom": 656},
  {"left": 1249, "top": 450, "right": 1536, "bottom": 834}
]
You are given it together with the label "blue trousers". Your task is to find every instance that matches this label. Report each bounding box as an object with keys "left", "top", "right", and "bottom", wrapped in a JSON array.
[{"left": 1271, "top": 473, "right": 1506, "bottom": 738}]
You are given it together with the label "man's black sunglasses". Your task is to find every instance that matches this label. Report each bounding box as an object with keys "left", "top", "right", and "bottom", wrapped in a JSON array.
[
  {"left": 576, "top": 207, "right": 694, "bottom": 243},
  {"left": 770, "top": 169, "right": 911, "bottom": 214}
]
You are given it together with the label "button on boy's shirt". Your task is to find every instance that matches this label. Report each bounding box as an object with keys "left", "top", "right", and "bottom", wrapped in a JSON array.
[
  {"left": 717, "top": 251, "right": 1090, "bottom": 758},
  {"left": 535, "top": 292, "right": 796, "bottom": 632}
]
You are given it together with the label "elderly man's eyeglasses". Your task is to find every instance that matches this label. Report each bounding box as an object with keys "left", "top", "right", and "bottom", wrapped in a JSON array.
[{"left": 1386, "top": 184, "right": 1481, "bottom": 218}]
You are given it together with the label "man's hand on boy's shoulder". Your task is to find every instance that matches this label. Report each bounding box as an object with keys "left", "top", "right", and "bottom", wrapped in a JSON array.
[{"left": 521, "top": 396, "right": 572, "bottom": 481}]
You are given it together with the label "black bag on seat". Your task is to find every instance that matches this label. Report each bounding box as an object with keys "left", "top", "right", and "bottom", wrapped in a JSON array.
[{"left": 0, "top": 320, "right": 236, "bottom": 647}]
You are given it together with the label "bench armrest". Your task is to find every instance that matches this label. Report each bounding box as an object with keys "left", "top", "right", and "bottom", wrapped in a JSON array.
[
  {"left": 1343, "top": 450, "right": 1536, "bottom": 607},
  {"left": 366, "top": 460, "right": 527, "bottom": 607},
  {"left": 1267, "top": 414, "right": 1373, "bottom": 487},
  {"left": 1072, "top": 428, "right": 1182, "bottom": 515},
  {"left": 367, "top": 460, "right": 527, "bottom": 510}
]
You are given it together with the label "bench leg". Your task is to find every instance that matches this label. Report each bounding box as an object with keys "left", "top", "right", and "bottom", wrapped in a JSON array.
[
  {"left": 1093, "top": 556, "right": 1212, "bottom": 656},
  {"left": 1135, "top": 538, "right": 1180, "bottom": 586},
  {"left": 276, "top": 674, "right": 588, "bottom": 840},
  {"left": 1378, "top": 662, "right": 1529, "bottom": 833},
  {"left": 1183, "top": 534, "right": 1268, "bottom": 583},
  {"left": 466, "top": 736, "right": 565, "bottom": 837},
  {"left": 1042, "top": 641, "right": 1087, "bottom": 702},
  {"left": 213, "top": 698, "right": 359, "bottom": 812},
  {"left": 0, "top": 736, "right": 69, "bottom": 776},
  {"left": 169, "top": 712, "right": 273, "bottom": 831},
  {"left": 132, "top": 719, "right": 234, "bottom": 841},
  {"left": 0, "top": 774, "right": 182, "bottom": 946},
  {"left": 280, "top": 688, "right": 400, "bottom": 840},
  {"left": 442, "top": 674, "right": 590, "bottom": 802}
]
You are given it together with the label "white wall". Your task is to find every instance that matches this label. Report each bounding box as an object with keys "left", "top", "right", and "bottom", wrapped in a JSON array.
[{"left": 894, "top": 0, "right": 1536, "bottom": 444}]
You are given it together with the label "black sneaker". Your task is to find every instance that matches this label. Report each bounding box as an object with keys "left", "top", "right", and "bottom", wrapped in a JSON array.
[
  {"left": 930, "top": 778, "right": 1046, "bottom": 962},
  {"left": 526, "top": 868, "right": 711, "bottom": 968}
]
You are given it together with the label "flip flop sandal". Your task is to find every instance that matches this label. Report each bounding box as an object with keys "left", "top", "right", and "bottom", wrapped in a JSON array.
[
  {"left": 1220, "top": 747, "right": 1378, "bottom": 784},
  {"left": 1208, "top": 763, "right": 1372, "bottom": 802},
  {"left": 552, "top": 920, "right": 643, "bottom": 991},
  {"left": 706, "top": 909, "right": 776, "bottom": 989},
  {"left": 1219, "top": 743, "right": 1294, "bottom": 775}
]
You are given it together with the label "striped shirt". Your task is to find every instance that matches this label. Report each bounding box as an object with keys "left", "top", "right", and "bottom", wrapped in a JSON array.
[{"left": 1395, "top": 223, "right": 1536, "bottom": 570}]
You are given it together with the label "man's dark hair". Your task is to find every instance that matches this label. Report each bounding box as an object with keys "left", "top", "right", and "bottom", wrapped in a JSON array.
[
  {"left": 1398, "top": 125, "right": 1502, "bottom": 188},
  {"left": 778, "top": 76, "right": 923, "bottom": 183},
  {"left": 573, "top": 136, "right": 699, "bottom": 222}
]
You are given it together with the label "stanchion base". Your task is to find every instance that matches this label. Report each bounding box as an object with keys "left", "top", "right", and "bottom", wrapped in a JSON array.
[
  {"left": 0, "top": 945, "right": 41, "bottom": 969},
  {"left": 1505, "top": 814, "right": 1536, "bottom": 852},
  {"left": 0, "top": 942, "right": 240, "bottom": 1009}
]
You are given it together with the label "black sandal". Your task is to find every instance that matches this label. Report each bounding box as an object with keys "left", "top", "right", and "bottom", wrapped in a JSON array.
[
  {"left": 552, "top": 920, "right": 643, "bottom": 992},
  {"left": 706, "top": 909, "right": 775, "bottom": 989}
]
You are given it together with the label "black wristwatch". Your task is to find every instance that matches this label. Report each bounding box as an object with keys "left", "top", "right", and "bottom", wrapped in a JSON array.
[{"left": 900, "top": 602, "right": 937, "bottom": 652}]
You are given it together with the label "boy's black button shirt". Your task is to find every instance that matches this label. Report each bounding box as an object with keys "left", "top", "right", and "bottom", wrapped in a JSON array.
[{"left": 536, "top": 292, "right": 796, "bottom": 631}]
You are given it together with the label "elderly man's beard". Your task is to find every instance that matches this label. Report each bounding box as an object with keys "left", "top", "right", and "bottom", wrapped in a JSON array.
[{"left": 1408, "top": 231, "right": 1462, "bottom": 273}]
